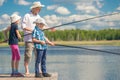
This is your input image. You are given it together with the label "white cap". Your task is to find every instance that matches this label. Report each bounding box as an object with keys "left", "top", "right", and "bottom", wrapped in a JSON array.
[
  {"left": 30, "top": 1, "right": 45, "bottom": 9},
  {"left": 10, "top": 14, "right": 21, "bottom": 23},
  {"left": 33, "top": 18, "right": 47, "bottom": 25}
]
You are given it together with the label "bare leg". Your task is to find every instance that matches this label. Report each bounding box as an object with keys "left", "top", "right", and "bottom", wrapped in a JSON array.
[
  {"left": 24, "top": 61, "right": 29, "bottom": 75},
  {"left": 24, "top": 42, "right": 34, "bottom": 75},
  {"left": 11, "top": 60, "right": 15, "bottom": 73},
  {"left": 15, "top": 61, "right": 19, "bottom": 73}
]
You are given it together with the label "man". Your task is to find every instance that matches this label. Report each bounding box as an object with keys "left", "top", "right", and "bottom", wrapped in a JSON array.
[{"left": 21, "top": 1, "right": 47, "bottom": 75}]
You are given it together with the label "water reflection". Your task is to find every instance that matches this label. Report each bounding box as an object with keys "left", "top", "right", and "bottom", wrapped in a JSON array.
[{"left": 0, "top": 46, "right": 120, "bottom": 80}]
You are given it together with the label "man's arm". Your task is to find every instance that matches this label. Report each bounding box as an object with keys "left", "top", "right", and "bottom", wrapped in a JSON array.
[{"left": 23, "top": 27, "right": 33, "bottom": 32}]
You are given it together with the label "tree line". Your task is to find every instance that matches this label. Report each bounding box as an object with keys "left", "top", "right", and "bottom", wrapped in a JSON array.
[
  {"left": 45, "top": 29, "right": 120, "bottom": 41},
  {"left": 0, "top": 29, "right": 120, "bottom": 42}
]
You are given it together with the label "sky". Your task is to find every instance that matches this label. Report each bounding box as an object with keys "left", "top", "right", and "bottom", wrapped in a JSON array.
[{"left": 0, "top": 0, "right": 120, "bottom": 30}]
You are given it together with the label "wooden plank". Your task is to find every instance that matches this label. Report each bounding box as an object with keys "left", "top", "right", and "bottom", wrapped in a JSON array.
[{"left": 0, "top": 72, "right": 58, "bottom": 80}]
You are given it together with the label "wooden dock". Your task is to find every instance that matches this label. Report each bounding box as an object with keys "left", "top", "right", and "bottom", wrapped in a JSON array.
[{"left": 0, "top": 72, "right": 58, "bottom": 80}]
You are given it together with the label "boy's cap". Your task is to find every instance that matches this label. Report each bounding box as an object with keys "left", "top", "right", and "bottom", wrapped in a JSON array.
[
  {"left": 10, "top": 14, "right": 21, "bottom": 23},
  {"left": 33, "top": 18, "right": 47, "bottom": 25},
  {"left": 30, "top": 1, "right": 45, "bottom": 9}
]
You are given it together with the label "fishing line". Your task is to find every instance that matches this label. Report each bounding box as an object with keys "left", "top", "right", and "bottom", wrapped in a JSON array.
[{"left": 55, "top": 44, "right": 120, "bottom": 55}]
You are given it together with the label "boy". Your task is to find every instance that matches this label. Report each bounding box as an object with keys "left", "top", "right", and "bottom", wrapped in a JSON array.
[{"left": 32, "top": 18, "right": 54, "bottom": 78}]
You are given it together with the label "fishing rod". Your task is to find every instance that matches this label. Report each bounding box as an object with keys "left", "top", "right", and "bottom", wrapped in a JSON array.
[
  {"left": 10, "top": 12, "right": 120, "bottom": 37},
  {"left": 55, "top": 44, "right": 120, "bottom": 55},
  {"left": 1, "top": 12, "right": 120, "bottom": 43},
  {"left": 0, "top": 12, "right": 120, "bottom": 43},
  {"left": 0, "top": 12, "right": 120, "bottom": 55},
  {"left": 44, "top": 12, "right": 120, "bottom": 30}
]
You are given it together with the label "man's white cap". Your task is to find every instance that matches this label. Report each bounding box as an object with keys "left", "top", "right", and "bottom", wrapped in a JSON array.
[
  {"left": 10, "top": 14, "right": 21, "bottom": 23},
  {"left": 33, "top": 18, "right": 47, "bottom": 25},
  {"left": 30, "top": 1, "right": 45, "bottom": 9}
]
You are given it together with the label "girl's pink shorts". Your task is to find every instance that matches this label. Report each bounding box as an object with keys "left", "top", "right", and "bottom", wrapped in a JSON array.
[{"left": 10, "top": 45, "right": 20, "bottom": 61}]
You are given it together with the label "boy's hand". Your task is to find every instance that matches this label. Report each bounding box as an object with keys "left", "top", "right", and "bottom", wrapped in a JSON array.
[
  {"left": 40, "top": 41, "right": 46, "bottom": 45},
  {"left": 49, "top": 42, "right": 55, "bottom": 46}
]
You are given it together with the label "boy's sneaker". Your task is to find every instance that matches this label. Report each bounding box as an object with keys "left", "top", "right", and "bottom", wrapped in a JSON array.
[
  {"left": 42, "top": 73, "right": 51, "bottom": 77},
  {"left": 35, "top": 73, "right": 44, "bottom": 78}
]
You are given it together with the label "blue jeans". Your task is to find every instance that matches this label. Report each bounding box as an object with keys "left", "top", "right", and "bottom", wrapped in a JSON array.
[{"left": 35, "top": 49, "right": 47, "bottom": 75}]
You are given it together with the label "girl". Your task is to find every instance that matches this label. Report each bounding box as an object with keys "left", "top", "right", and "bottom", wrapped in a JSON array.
[{"left": 9, "top": 14, "right": 24, "bottom": 77}]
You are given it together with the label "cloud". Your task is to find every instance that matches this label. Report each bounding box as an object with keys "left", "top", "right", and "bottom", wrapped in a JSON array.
[
  {"left": 43, "top": 12, "right": 120, "bottom": 30},
  {"left": 84, "top": 13, "right": 120, "bottom": 29},
  {"left": 76, "top": 4, "right": 100, "bottom": 14},
  {"left": 57, "top": 25, "right": 76, "bottom": 30},
  {"left": 0, "top": 0, "right": 5, "bottom": 6},
  {"left": 108, "top": 22, "right": 115, "bottom": 27},
  {"left": 55, "top": 6, "right": 71, "bottom": 15},
  {"left": 44, "top": 14, "right": 62, "bottom": 27},
  {"left": 16, "top": 0, "right": 31, "bottom": 5},
  {"left": 0, "top": 14, "right": 10, "bottom": 24},
  {"left": 47, "top": 5, "right": 58, "bottom": 10},
  {"left": 95, "top": 0, "right": 104, "bottom": 8},
  {"left": 0, "top": 12, "right": 21, "bottom": 30},
  {"left": 43, "top": 14, "right": 94, "bottom": 30},
  {"left": 51, "top": 0, "right": 95, "bottom": 4},
  {"left": 12, "top": 12, "right": 20, "bottom": 15},
  {"left": 44, "top": 14, "right": 76, "bottom": 30},
  {"left": 80, "top": 24, "right": 93, "bottom": 30},
  {"left": 117, "top": 6, "right": 120, "bottom": 10},
  {"left": 52, "top": 0, "right": 104, "bottom": 9},
  {"left": 1, "top": 14, "right": 9, "bottom": 19},
  {"left": 103, "top": 13, "right": 120, "bottom": 21},
  {"left": 52, "top": 0, "right": 102, "bottom": 15},
  {"left": 0, "top": 14, "right": 10, "bottom": 30}
]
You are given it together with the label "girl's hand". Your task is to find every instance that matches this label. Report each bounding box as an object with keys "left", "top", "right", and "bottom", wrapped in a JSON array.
[{"left": 18, "top": 36, "right": 22, "bottom": 39}]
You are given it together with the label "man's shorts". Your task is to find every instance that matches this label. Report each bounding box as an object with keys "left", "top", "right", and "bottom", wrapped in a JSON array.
[{"left": 24, "top": 42, "right": 36, "bottom": 63}]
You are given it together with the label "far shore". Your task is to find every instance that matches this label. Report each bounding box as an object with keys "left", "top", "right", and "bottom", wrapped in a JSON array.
[{"left": 0, "top": 40, "right": 120, "bottom": 47}]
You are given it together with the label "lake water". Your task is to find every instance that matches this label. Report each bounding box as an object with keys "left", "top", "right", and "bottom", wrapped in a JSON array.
[{"left": 0, "top": 45, "right": 120, "bottom": 80}]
